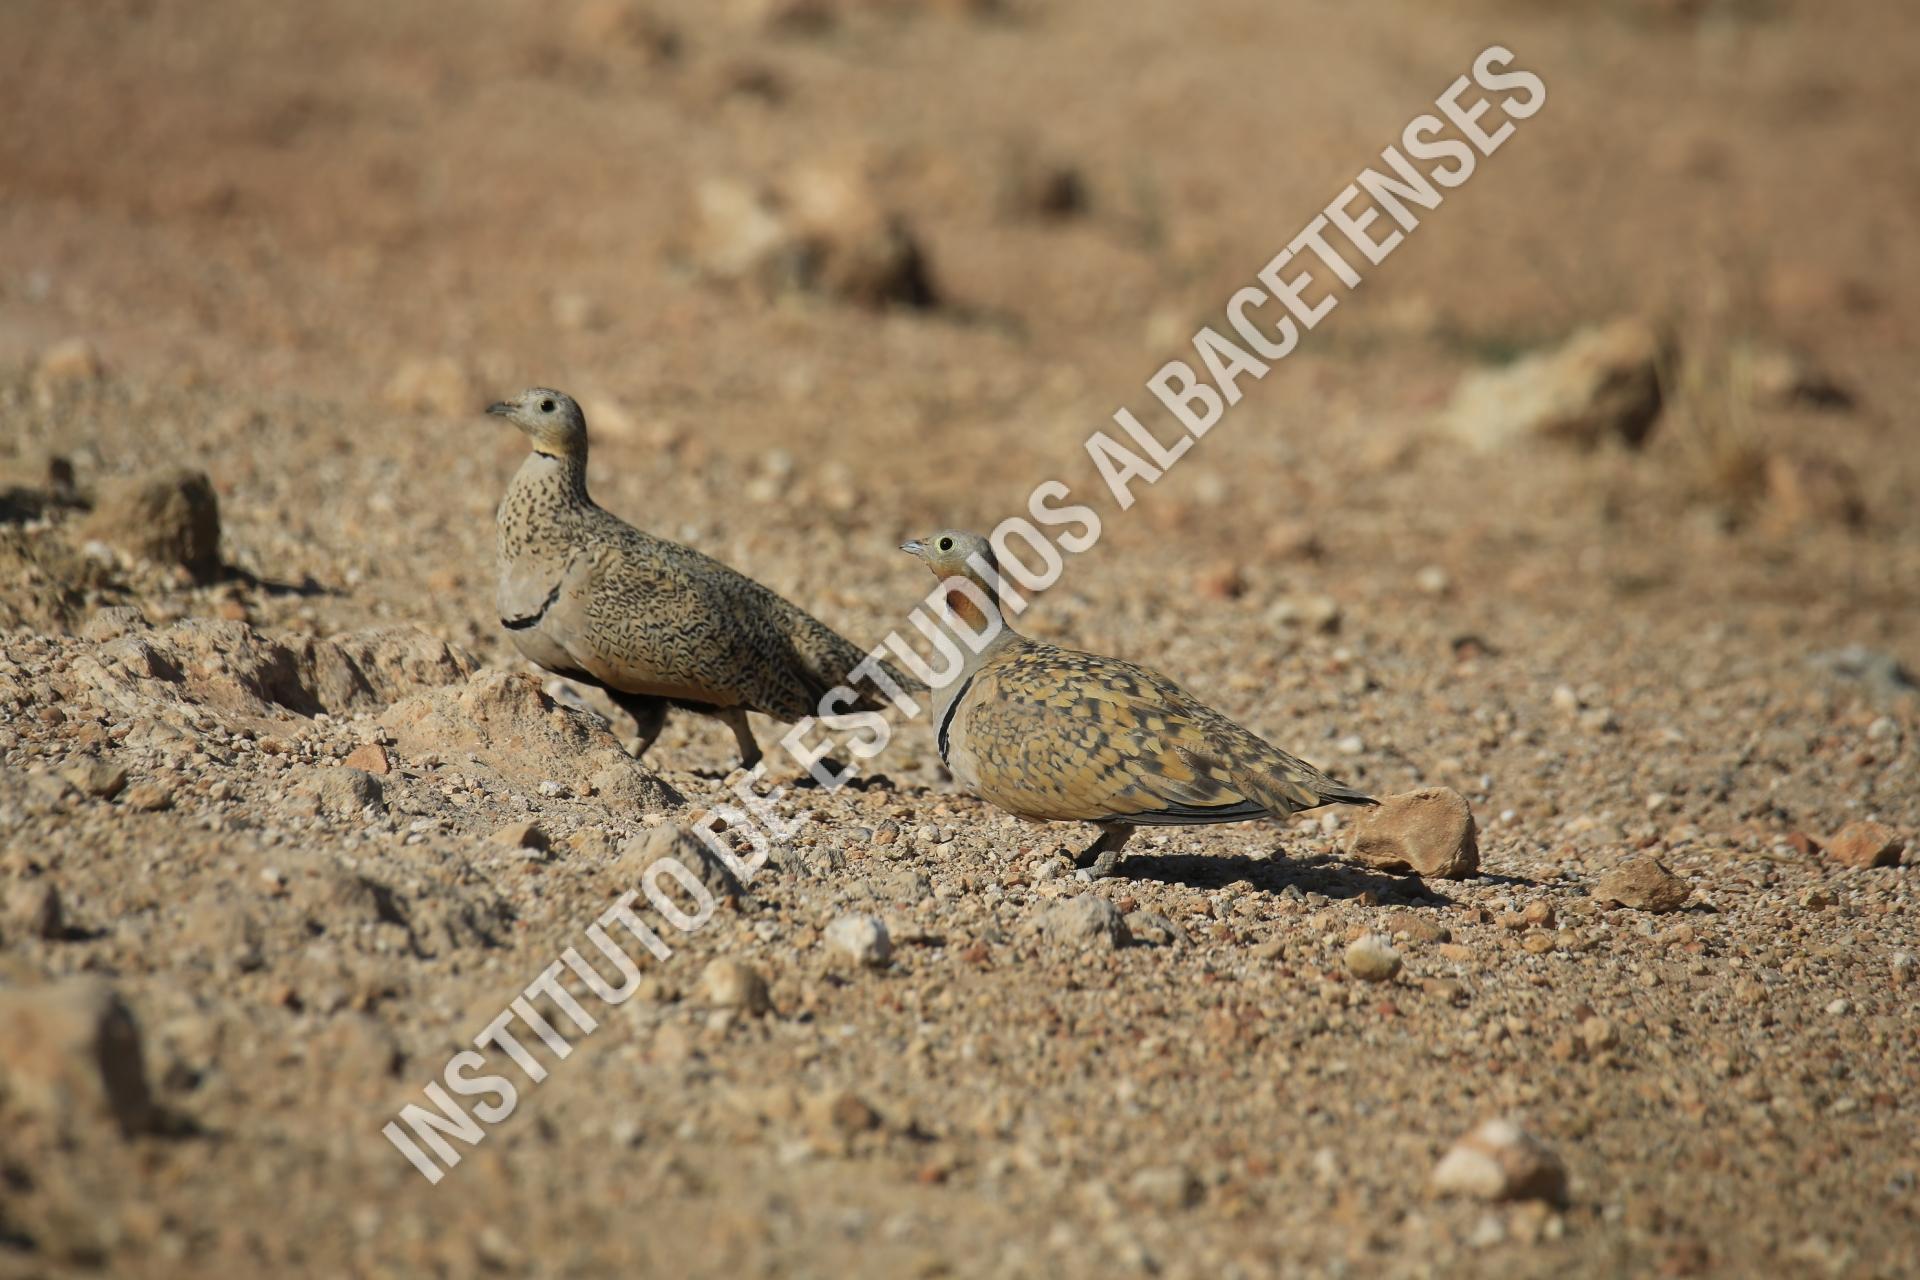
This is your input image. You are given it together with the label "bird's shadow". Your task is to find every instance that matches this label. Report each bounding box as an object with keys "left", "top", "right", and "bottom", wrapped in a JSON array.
[
  {"left": 221, "top": 565, "right": 339, "bottom": 599},
  {"left": 1116, "top": 851, "right": 1457, "bottom": 906}
]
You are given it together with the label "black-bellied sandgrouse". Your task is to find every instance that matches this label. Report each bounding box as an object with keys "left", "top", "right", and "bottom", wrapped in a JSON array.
[
  {"left": 900, "top": 530, "right": 1375, "bottom": 878},
  {"left": 488, "top": 388, "right": 905, "bottom": 769}
]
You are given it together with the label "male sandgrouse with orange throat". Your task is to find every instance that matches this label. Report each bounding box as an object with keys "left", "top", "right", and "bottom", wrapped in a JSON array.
[{"left": 901, "top": 530, "right": 1375, "bottom": 877}]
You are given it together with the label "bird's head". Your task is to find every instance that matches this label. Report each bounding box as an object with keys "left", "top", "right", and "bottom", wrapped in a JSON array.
[
  {"left": 487, "top": 388, "right": 587, "bottom": 458},
  {"left": 900, "top": 530, "right": 1008, "bottom": 635}
]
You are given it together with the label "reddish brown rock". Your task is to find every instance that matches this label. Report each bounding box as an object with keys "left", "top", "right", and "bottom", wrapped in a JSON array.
[
  {"left": 1826, "top": 821, "right": 1904, "bottom": 870},
  {"left": 1346, "top": 787, "right": 1479, "bottom": 879},
  {"left": 342, "top": 743, "right": 391, "bottom": 775}
]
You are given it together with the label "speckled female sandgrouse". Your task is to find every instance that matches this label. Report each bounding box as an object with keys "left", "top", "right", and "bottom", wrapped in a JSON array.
[
  {"left": 901, "top": 530, "right": 1375, "bottom": 878},
  {"left": 488, "top": 388, "right": 906, "bottom": 769}
]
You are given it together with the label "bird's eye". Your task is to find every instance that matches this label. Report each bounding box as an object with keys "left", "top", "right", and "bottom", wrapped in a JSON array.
[
  {"left": 936, "top": 536, "right": 953, "bottom": 552},
  {"left": 539, "top": 399, "right": 556, "bottom": 414}
]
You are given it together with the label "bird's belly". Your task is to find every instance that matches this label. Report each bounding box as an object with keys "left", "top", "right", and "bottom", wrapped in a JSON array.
[
  {"left": 944, "top": 734, "right": 986, "bottom": 795},
  {"left": 507, "top": 624, "right": 577, "bottom": 678}
]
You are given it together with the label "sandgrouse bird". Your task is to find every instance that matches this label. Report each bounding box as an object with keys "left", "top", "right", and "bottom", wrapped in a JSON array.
[
  {"left": 901, "top": 530, "right": 1375, "bottom": 878},
  {"left": 489, "top": 388, "right": 904, "bottom": 769}
]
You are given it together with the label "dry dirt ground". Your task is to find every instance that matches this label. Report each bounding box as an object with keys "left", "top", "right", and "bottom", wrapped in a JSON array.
[{"left": 2, "top": 1, "right": 1918, "bottom": 1276}]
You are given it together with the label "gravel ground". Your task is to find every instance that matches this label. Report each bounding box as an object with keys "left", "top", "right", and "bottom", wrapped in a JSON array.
[{"left": 2, "top": 1, "right": 1917, "bottom": 1276}]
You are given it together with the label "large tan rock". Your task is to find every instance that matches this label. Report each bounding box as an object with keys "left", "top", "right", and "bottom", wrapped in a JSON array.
[
  {"left": 82, "top": 468, "right": 222, "bottom": 580},
  {"left": 1440, "top": 319, "right": 1665, "bottom": 451},
  {"left": 690, "top": 166, "right": 937, "bottom": 309},
  {"left": 1347, "top": 787, "right": 1479, "bottom": 879},
  {"left": 1593, "top": 856, "right": 1690, "bottom": 912},
  {"left": 381, "top": 670, "right": 680, "bottom": 809}
]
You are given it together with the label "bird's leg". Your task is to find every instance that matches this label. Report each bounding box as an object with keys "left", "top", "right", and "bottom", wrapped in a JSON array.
[
  {"left": 716, "top": 708, "right": 763, "bottom": 771},
  {"left": 606, "top": 692, "right": 669, "bottom": 761},
  {"left": 1073, "top": 823, "right": 1133, "bottom": 880}
]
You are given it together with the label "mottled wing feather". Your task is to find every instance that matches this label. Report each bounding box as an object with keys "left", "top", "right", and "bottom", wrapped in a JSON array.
[
  {"left": 959, "top": 641, "right": 1365, "bottom": 825},
  {"left": 565, "top": 523, "right": 889, "bottom": 721}
]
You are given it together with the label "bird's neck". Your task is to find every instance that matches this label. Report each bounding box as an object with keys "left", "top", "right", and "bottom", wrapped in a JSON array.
[
  {"left": 927, "top": 575, "right": 1019, "bottom": 709},
  {"left": 512, "top": 447, "right": 589, "bottom": 506}
]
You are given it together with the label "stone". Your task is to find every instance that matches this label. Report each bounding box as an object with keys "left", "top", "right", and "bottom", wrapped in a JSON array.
[
  {"left": 1579, "top": 1016, "right": 1618, "bottom": 1052},
  {"left": 342, "top": 743, "right": 392, "bottom": 775},
  {"left": 1126, "top": 1164, "right": 1203, "bottom": 1211},
  {"left": 493, "top": 821, "right": 551, "bottom": 856},
  {"left": 305, "top": 627, "right": 480, "bottom": 713},
  {"left": 1430, "top": 1118, "right": 1567, "bottom": 1204},
  {"left": 1593, "top": 857, "right": 1690, "bottom": 913},
  {"left": 1826, "top": 821, "right": 1903, "bottom": 870},
  {"left": 698, "top": 958, "right": 770, "bottom": 1014},
  {"left": 32, "top": 337, "right": 106, "bottom": 391},
  {"left": 1762, "top": 453, "right": 1866, "bottom": 531},
  {"left": 617, "top": 825, "right": 743, "bottom": 902},
  {"left": 803, "top": 1088, "right": 880, "bottom": 1141},
  {"left": 995, "top": 141, "right": 1089, "bottom": 221},
  {"left": 1346, "top": 787, "right": 1480, "bottom": 879},
  {"left": 1030, "top": 895, "right": 1130, "bottom": 949},
  {"left": 1344, "top": 935, "right": 1402, "bottom": 983},
  {"left": 122, "top": 781, "right": 172, "bottom": 812},
  {"left": 295, "top": 766, "right": 386, "bottom": 821},
  {"left": 824, "top": 914, "right": 892, "bottom": 968},
  {"left": 1267, "top": 594, "right": 1343, "bottom": 634},
  {"left": 0, "top": 978, "right": 155, "bottom": 1137},
  {"left": 382, "top": 671, "right": 679, "bottom": 811},
  {"left": 1806, "top": 647, "right": 1915, "bottom": 699},
  {"left": 568, "top": 0, "right": 680, "bottom": 60},
  {"left": 1441, "top": 318, "right": 1665, "bottom": 450},
  {"left": 5, "top": 880, "right": 63, "bottom": 940},
  {"left": 59, "top": 759, "right": 127, "bottom": 799},
  {"left": 690, "top": 166, "right": 937, "bottom": 309},
  {"left": 82, "top": 468, "right": 222, "bottom": 580},
  {"left": 1748, "top": 348, "right": 1853, "bottom": 410}
]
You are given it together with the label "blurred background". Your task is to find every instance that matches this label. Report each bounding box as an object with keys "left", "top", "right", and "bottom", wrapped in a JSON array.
[{"left": 1, "top": 1, "right": 1916, "bottom": 1275}]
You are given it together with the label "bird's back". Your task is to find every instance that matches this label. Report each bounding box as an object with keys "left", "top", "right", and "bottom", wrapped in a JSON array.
[{"left": 948, "top": 637, "right": 1371, "bottom": 825}]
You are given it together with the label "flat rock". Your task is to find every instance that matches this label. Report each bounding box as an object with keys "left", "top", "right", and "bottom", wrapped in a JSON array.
[
  {"left": 1593, "top": 856, "right": 1690, "bottom": 912},
  {"left": 1347, "top": 787, "right": 1479, "bottom": 879},
  {"left": 1029, "top": 894, "right": 1129, "bottom": 950}
]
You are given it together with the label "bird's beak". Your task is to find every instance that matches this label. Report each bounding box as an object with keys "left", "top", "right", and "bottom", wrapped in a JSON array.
[
  {"left": 486, "top": 402, "right": 514, "bottom": 417},
  {"left": 899, "top": 540, "right": 925, "bottom": 557}
]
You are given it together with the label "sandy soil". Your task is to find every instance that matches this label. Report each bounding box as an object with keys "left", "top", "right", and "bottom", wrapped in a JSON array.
[{"left": 1, "top": 1, "right": 1917, "bottom": 1276}]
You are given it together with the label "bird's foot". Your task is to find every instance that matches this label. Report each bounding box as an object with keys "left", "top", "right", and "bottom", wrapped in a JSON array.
[
  {"left": 1070, "top": 825, "right": 1133, "bottom": 881},
  {"left": 1072, "top": 845, "right": 1125, "bottom": 881}
]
